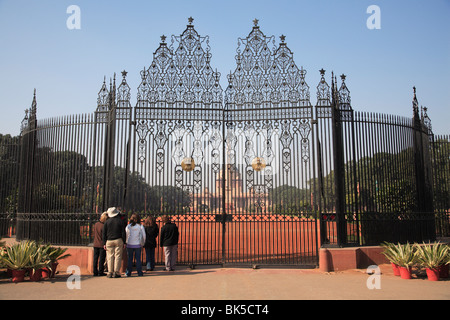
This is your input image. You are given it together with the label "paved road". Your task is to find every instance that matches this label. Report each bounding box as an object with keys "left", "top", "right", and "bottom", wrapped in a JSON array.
[{"left": 1, "top": 264, "right": 449, "bottom": 301}]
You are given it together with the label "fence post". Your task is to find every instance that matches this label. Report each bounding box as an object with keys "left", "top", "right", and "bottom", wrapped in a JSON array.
[
  {"left": 103, "top": 76, "right": 117, "bottom": 211},
  {"left": 21, "top": 90, "right": 38, "bottom": 215},
  {"left": 331, "top": 74, "right": 347, "bottom": 247},
  {"left": 412, "top": 88, "right": 435, "bottom": 240}
]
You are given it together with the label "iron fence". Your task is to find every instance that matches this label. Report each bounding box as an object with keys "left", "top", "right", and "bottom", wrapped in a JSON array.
[
  {"left": 16, "top": 212, "right": 99, "bottom": 246},
  {"left": 432, "top": 135, "right": 450, "bottom": 238},
  {"left": 0, "top": 134, "right": 21, "bottom": 236},
  {"left": 321, "top": 212, "right": 436, "bottom": 247}
]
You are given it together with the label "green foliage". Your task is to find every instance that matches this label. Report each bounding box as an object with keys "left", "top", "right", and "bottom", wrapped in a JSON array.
[
  {"left": 41, "top": 244, "right": 71, "bottom": 262},
  {"left": 313, "top": 146, "right": 436, "bottom": 214},
  {"left": 380, "top": 241, "right": 402, "bottom": 265},
  {"left": 0, "top": 134, "right": 21, "bottom": 213},
  {"left": 395, "top": 242, "right": 417, "bottom": 267},
  {"left": 27, "top": 241, "right": 51, "bottom": 272},
  {"left": 380, "top": 242, "right": 417, "bottom": 267},
  {"left": 0, "top": 240, "right": 70, "bottom": 271},
  {"left": 1, "top": 240, "right": 35, "bottom": 270},
  {"left": 269, "top": 185, "right": 313, "bottom": 215},
  {"left": 432, "top": 139, "right": 450, "bottom": 208},
  {"left": 382, "top": 241, "right": 450, "bottom": 270},
  {"left": 148, "top": 185, "right": 192, "bottom": 214},
  {"left": 414, "top": 242, "right": 449, "bottom": 269}
]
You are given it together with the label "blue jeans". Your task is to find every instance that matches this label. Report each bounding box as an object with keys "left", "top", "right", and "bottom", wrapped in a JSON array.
[
  {"left": 145, "top": 247, "right": 156, "bottom": 270},
  {"left": 126, "top": 247, "right": 143, "bottom": 276}
]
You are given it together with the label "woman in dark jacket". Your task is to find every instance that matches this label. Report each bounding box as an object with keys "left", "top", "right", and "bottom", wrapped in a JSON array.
[
  {"left": 143, "top": 216, "right": 159, "bottom": 271},
  {"left": 160, "top": 215, "right": 179, "bottom": 271}
]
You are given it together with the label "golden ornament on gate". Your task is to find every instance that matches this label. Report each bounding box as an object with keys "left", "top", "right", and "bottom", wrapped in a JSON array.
[
  {"left": 251, "top": 157, "right": 266, "bottom": 171},
  {"left": 181, "top": 157, "right": 195, "bottom": 171}
]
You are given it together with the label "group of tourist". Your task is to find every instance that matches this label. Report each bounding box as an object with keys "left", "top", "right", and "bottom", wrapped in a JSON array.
[{"left": 92, "top": 207, "right": 179, "bottom": 278}]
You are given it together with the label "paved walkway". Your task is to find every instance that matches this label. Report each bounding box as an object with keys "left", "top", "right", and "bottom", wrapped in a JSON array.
[
  {"left": 1, "top": 237, "right": 449, "bottom": 307},
  {"left": 1, "top": 264, "right": 449, "bottom": 301}
]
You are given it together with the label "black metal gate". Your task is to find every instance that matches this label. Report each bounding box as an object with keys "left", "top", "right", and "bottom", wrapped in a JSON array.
[
  {"left": 118, "top": 19, "right": 320, "bottom": 266},
  {"left": 222, "top": 20, "right": 318, "bottom": 265}
]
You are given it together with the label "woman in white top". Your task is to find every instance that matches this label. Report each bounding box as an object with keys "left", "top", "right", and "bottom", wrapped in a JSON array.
[{"left": 125, "top": 213, "right": 146, "bottom": 277}]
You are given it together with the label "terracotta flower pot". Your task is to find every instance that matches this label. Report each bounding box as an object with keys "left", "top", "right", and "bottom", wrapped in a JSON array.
[
  {"left": 41, "top": 267, "right": 51, "bottom": 279},
  {"left": 29, "top": 268, "right": 42, "bottom": 282},
  {"left": 399, "top": 266, "right": 412, "bottom": 279},
  {"left": 391, "top": 263, "right": 400, "bottom": 276},
  {"left": 50, "top": 262, "right": 59, "bottom": 278},
  {"left": 426, "top": 268, "right": 440, "bottom": 281},
  {"left": 11, "top": 269, "right": 26, "bottom": 283},
  {"left": 438, "top": 264, "right": 449, "bottom": 279}
]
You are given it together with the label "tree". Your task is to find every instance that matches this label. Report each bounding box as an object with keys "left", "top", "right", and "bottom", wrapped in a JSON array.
[
  {"left": 147, "top": 185, "right": 192, "bottom": 215},
  {"left": 0, "top": 134, "right": 21, "bottom": 214},
  {"left": 269, "top": 184, "right": 313, "bottom": 215}
]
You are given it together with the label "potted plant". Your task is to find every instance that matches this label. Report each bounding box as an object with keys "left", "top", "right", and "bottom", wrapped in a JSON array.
[
  {"left": 415, "top": 242, "right": 449, "bottom": 281},
  {"left": 395, "top": 242, "right": 417, "bottom": 279},
  {"left": 41, "top": 245, "right": 71, "bottom": 278},
  {"left": 27, "top": 242, "right": 51, "bottom": 282},
  {"left": 0, "top": 239, "right": 8, "bottom": 276},
  {"left": 1, "top": 241, "right": 34, "bottom": 283},
  {"left": 439, "top": 247, "right": 449, "bottom": 279},
  {"left": 380, "top": 242, "right": 401, "bottom": 276}
]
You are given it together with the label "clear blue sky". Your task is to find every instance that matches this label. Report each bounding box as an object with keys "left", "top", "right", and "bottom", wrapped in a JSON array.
[{"left": 0, "top": 0, "right": 449, "bottom": 136}]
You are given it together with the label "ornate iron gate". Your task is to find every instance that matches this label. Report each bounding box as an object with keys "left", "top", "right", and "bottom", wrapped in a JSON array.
[
  {"left": 116, "top": 19, "right": 320, "bottom": 266},
  {"left": 223, "top": 20, "right": 318, "bottom": 265},
  {"left": 129, "top": 20, "right": 225, "bottom": 265}
]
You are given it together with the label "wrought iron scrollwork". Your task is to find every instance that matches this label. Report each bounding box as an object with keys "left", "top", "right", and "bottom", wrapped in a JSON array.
[
  {"left": 134, "top": 18, "right": 223, "bottom": 175},
  {"left": 336, "top": 74, "right": 353, "bottom": 121},
  {"left": 226, "top": 19, "right": 314, "bottom": 193},
  {"left": 226, "top": 20, "right": 311, "bottom": 114},
  {"left": 137, "top": 18, "right": 223, "bottom": 113}
]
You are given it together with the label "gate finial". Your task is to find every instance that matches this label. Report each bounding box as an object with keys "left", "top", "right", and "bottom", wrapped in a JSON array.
[
  {"left": 188, "top": 16, "right": 194, "bottom": 25},
  {"left": 31, "top": 88, "right": 37, "bottom": 119},
  {"left": 412, "top": 86, "right": 419, "bottom": 115},
  {"left": 253, "top": 18, "right": 259, "bottom": 27}
]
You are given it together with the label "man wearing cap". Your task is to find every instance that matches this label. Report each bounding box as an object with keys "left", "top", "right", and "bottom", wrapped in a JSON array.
[{"left": 102, "top": 207, "right": 126, "bottom": 278}]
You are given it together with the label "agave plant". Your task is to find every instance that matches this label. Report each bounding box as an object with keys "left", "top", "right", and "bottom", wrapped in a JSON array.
[
  {"left": 415, "top": 242, "right": 449, "bottom": 269},
  {"left": 27, "top": 242, "right": 51, "bottom": 272},
  {"left": 381, "top": 242, "right": 401, "bottom": 265},
  {"left": 0, "top": 239, "right": 6, "bottom": 268},
  {"left": 381, "top": 242, "right": 417, "bottom": 267},
  {"left": 392, "top": 242, "right": 417, "bottom": 267},
  {"left": 41, "top": 244, "right": 71, "bottom": 263},
  {"left": 1, "top": 241, "right": 35, "bottom": 270}
]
